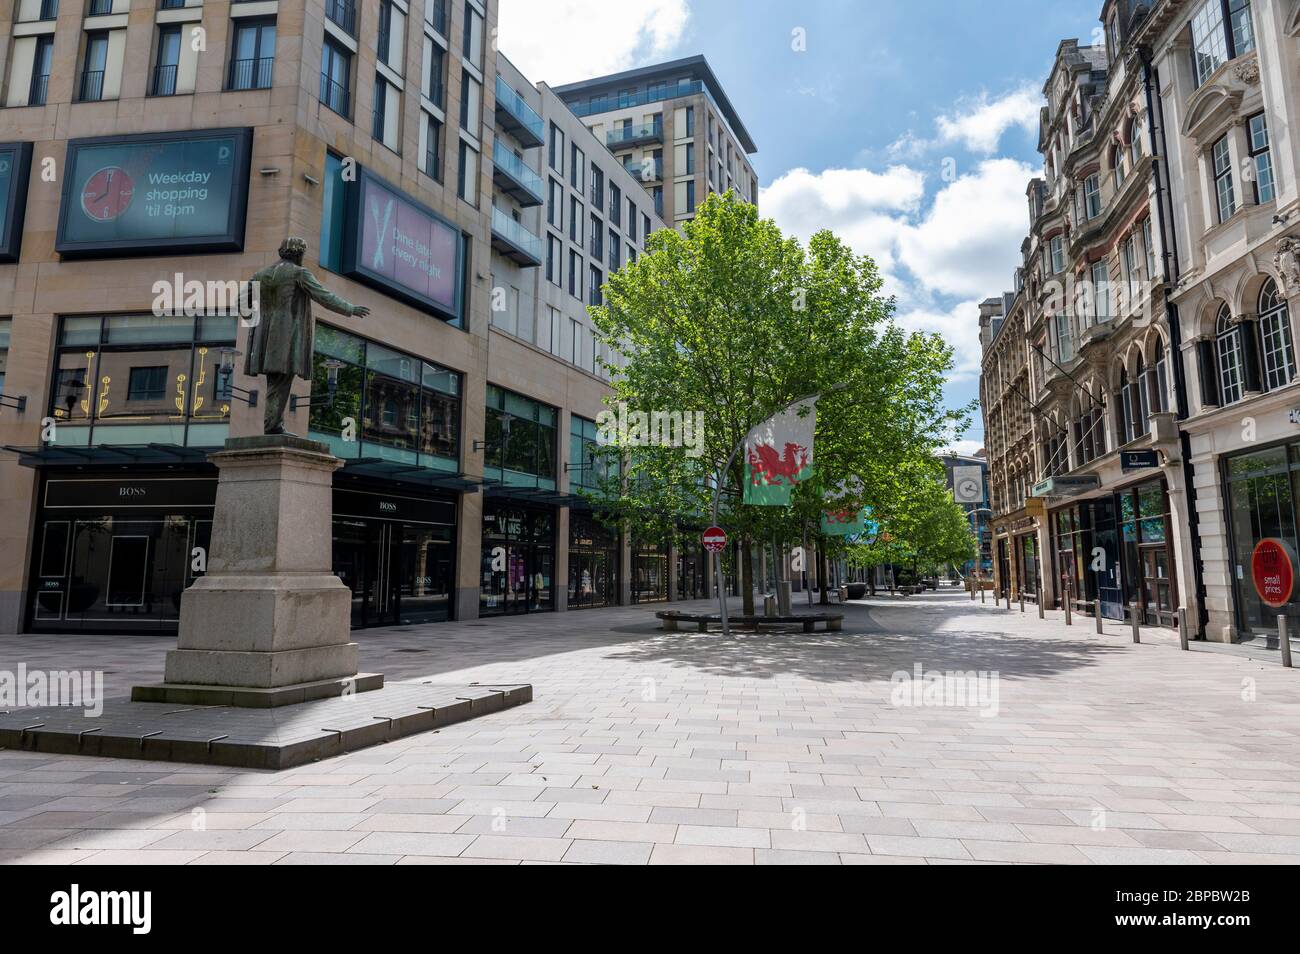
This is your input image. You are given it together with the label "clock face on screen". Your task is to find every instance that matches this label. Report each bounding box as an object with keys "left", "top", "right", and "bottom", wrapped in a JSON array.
[{"left": 80, "top": 166, "right": 135, "bottom": 222}]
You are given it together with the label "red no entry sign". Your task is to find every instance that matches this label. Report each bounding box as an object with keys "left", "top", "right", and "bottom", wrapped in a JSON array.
[
  {"left": 1252, "top": 538, "right": 1295, "bottom": 608},
  {"left": 702, "top": 526, "right": 727, "bottom": 553}
]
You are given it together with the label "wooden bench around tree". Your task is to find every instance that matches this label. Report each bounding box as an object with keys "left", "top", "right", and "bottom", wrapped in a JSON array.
[{"left": 655, "top": 611, "right": 844, "bottom": 633}]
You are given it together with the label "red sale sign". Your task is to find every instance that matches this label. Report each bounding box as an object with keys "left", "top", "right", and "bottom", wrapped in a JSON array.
[{"left": 1251, "top": 538, "right": 1295, "bottom": 608}]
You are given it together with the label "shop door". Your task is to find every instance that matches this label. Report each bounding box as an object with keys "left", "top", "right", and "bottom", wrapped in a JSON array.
[
  {"left": 1141, "top": 547, "right": 1175, "bottom": 627},
  {"left": 482, "top": 543, "right": 554, "bottom": 615},
  {"left": 1094, "top": 527, "right": 1124, "bottom": 620}
]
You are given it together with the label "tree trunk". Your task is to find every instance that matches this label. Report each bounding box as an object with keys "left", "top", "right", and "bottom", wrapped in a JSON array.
[
  {"left": 742, "top": 540, "right": 755, "bottom": 616},
  {"left": 818, "top": 547, "right": 830, "bottom": 605}
]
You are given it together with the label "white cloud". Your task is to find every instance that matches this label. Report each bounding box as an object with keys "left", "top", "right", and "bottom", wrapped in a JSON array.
[
  {"left": 896, "top": 298, "right": 985, "bottom": 384},
  {"left": 759, "top": 166, "right": 926, "bottom": 288},
  {"left": 895, "top": 158, "right": 1034, "bottom": 299},
  {"left": 495, "top": 0, "right": 690, "bottom": 86},
  {"left": 940, "top": 439, "right": 985, "bottom": 457},
  {"left": 935, "top": 86, "right": 1041, "bottom": 155}
]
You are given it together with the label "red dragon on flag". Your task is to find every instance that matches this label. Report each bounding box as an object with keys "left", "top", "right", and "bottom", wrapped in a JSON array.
[{"left": 743, "top": 398, "right": 817, "bottom": 505}]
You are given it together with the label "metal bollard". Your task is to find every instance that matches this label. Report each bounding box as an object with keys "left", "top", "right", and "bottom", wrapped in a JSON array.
[
  {"left": 980, "top": 585, "right": 985, "bottom": 605},
  {"left": 1037, "top": 594, "right": 1044, "bottom": 619},
  {"left": 1130, "top": 602, "right": 1140, "bottom": 643},
  {"left": 1095, "top": 598, "right": 1104, "bottom": 634},
  {"left": 970, "top": 581, "right": 976, "bottom": 601},
  {"left": 1019, "top": 592, "right": 1025, "bottom": 613},
  {"left": 1178, "top": 607, "right": 1189, "bottom": 651},
  {"left": 1280, "top": 615, "right": 1293, "bottom": 669},
  {"left": 1064, "top": 596, "right": 1072, "bottom": 626}
]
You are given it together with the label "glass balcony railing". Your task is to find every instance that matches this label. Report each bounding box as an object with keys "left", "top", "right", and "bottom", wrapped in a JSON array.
[
  {"left": 492, "top": 139, "right": 544, "bottom": 204},
  {"left": 494, "top": 74, "right": 544, "bottom": 148},
  {"left": 607, "top": 121, "right": 662, "bottom": 148},
  {"left": 569, "top": 80, "right": 707, "bottom": 118},
  {"left": 491, "top": 207, "right": 543, "bottom": 264}
]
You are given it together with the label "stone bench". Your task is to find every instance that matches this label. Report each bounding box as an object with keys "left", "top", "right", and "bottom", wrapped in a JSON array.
[{"left": 655, "top": 611, "right": 843, "bottom": 633}]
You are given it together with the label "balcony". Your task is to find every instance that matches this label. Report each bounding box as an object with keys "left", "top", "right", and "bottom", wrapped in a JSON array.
[
  {"left": 229, "top": 57, "right": 273, "bottom": 91},
  {"left": 490, "top": 207, "right": 543, "bottom": 266},
  {"left": 627, "top": 158, "right": 662, "bottom": 184},
  {"left": 325, "top": 0, "right": 356, "bottom": 36},
  {"left": 151, "top": 63, "right": 178, "bottom": 96},
  {"left": 491, "top": 140, "right": 543, "bottom": 207},
  {"left": 607, "top": 121, "right": 663, "bottom": 149},
  {"left": 320, "top": 73, "right": 350, "bottom": 116},
  {"left": 568, "top": 79, "right": 706, "bottom": 118},
  {"left": 77, "top": 70, "right": 105, "bottom": 103},
  {"left": 494, "top": 74, "right": 544, "bottom": 149}
]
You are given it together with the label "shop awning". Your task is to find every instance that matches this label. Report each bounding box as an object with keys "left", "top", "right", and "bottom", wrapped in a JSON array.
[
  {"left": 1031, "top": 475, "right": 1102, "bottom": 499},
  {"left": 340, "top": 458, "right": 481, "bottom": 493},
  {"left": 3, "top": 443, "right": 217, "bottom": 468},
  {"left": 482, "top": 483, "right": 586, "bottom": 507}
]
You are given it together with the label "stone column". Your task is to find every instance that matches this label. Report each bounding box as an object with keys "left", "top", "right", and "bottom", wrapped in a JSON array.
[{"left": 135, "top": 435, "right": 378, "bottom": 706}]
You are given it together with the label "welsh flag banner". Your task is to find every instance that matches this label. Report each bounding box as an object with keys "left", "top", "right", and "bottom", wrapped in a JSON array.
[
  {"left": 821, "top": 507, "right": 867, "bottom": 537},
  {"left": 743, "top": 397, "right": 817, "bottom": 505}
]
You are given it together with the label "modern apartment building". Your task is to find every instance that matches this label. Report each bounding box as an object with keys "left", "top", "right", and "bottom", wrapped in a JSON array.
[
  {"left": 553, "top": 55, "right": 759, "bottom": 226},
  {"left": 979, "top": 0, "right": 1300, "bottom": 643},
  {"left": 0, "top": 0, "right": 754, "bottom": 636}
]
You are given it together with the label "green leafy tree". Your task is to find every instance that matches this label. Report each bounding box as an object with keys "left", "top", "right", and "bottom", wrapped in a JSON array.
[{"left": 589, "top": 192, "right": 969, "bottom": 614}]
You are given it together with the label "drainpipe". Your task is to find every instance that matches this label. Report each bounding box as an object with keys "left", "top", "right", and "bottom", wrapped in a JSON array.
[{"left": 1140, "top": 44, "right": 1207, "bottom": 640}]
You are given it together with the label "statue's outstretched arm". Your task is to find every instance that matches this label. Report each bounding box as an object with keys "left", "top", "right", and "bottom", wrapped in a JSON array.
[{"left": 297, "top": 269, "right": 366, "bottom": 316}]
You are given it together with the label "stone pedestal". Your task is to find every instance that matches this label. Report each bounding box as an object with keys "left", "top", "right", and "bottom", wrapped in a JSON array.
[{"left": 132, "top": 435, "right": 381, "bottom": 707}]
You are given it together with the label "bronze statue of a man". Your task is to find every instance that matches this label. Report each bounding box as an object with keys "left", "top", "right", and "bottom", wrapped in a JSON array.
[{"left": 245, "top": 236, "right": 370, "bottom": 435}]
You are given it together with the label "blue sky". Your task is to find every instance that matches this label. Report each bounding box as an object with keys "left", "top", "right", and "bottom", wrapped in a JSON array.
[{"left": 498, "top": 0, "right": 1105, "bottom": 454}]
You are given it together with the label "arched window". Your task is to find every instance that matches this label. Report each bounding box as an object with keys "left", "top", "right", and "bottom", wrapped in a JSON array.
[
  {"left": 1128, "top": 119, "right": 1142, "bottom": 167},
  {"left": 1258, "top": 277, "right": 1295, "bottom": 391},
  {"left": 1112, "top": 143, "right": 1127, "bottom": 191},
  {"left": 1216, "top": 304, "right": 1244, "bottom": 404}
]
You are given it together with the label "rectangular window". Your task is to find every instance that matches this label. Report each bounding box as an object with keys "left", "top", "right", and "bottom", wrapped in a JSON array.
[
  {"left": 320, "top": 38, "right": 350, "bottom": 115},
  {"left": 1083, "top": 174, "right": 1101, "bottom": 219},
  {"left": 372, "top": 74, "right": 390, "bottom": 144},
  {"left": 1190, "top": 0, "right": 1228, "bottom": 87},
  {"left": 28, "top": 35, "right": 53, "bottom": 105},
  {"left": 231, "top": 20, "right": 276, "bottom": 92},
  {"left": 608, "top": 228, "right": 619, "bottom": 271},
  {"left": 589, "top": 265, "right": 603, "bottom": 306},
  {"left": 1248, "top": 112, "right": 1275, "bottom": 204},
  {"left": 1142, "top": 218, "right": 1156, "bottom": 279},
  {"left": 590, "top": 164, "right": 604, "bottom": 208},
  {"left": 546, "top": 233, "right": 561, "bottom": 287},
  {"left": 1212, "top": 134, "right": 1235, "bottom": 222},
  {"left": 127, "top": 366, "right": 168, "bottom": 401},
  {"left": 684, "top": 105, "right": 694, "bottom": 136},
  {"left": 460, "top": 70, "right": 480, "bottom": 133},
  {"left": 628, "top": 200, "right": 637, "bottom": 240},
  {"left": 549, "top": 123, "right": 565, "bottom": 173},
  {"left": 589, "top": 214, "right": 602, "bottom": 259},
  {"left": 569, "top": 196, "right": 581, "bottom": 243},
  {"left": 484, "top": 384, "right": 556, "bottom": 484},
  {"left": 458, "top": 139, "right": 478, "bottom": 205},
  {"left": 1091, "top": 260, "right": 1110, "bottom": 323},
  {"left": 569, "top": 249, "right": 580, "bottom": 298},
  {"left": 570, "top": 318, "right": 582, "bottom": 366},
  {"left": 642, "top": 213, "right": 651, "bottom": 245},
  {"left": 571, "top": 144, "right": 585, "bottom": 190},
  {"left": 685, "top": 179, "right": 696, "bottom": 213},
  {"left": 423, "top": 112, "right": 442, "bottom": 180},
  {"left": 150, "top": 26, "right": 182, "bottom": 97},
  {"left": 462, "top": 0, "right": 483, "bottom": 68},
  {"left": 1049, "top": 235, "right": 1065, "bottom": 274},
  {"left": 79, "top": 32, "right": 110, "bottom": 102},
  {"left": 547, "top": 178, "right": 562, "bottom": 229},
  {"left": 425, "top": 43, "right": 445, "bottom": 106},
  {"left": 609, "top": 184, "right": 621, "bottom": 226}
]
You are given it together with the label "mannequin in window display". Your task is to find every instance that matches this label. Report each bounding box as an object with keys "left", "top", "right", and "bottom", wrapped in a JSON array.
[{"left": 245, "top": 236, "right": 370, "bottom": 435}]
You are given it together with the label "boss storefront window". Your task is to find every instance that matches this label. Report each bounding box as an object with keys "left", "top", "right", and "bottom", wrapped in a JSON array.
[
  {"left": 632, "top": 538, "right": 668, "bottom": 603},
  {"left": 27, "top": 475, "right": 216, "bottom": 633},
  {"left": 1225, "top": 444, "right": 1300, "bottom": 635}
]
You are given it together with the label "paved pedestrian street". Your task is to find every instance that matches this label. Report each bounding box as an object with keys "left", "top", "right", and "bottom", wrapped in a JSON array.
[{"left": 2, "top": 590, "right": 1298, "bottom": 865}]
